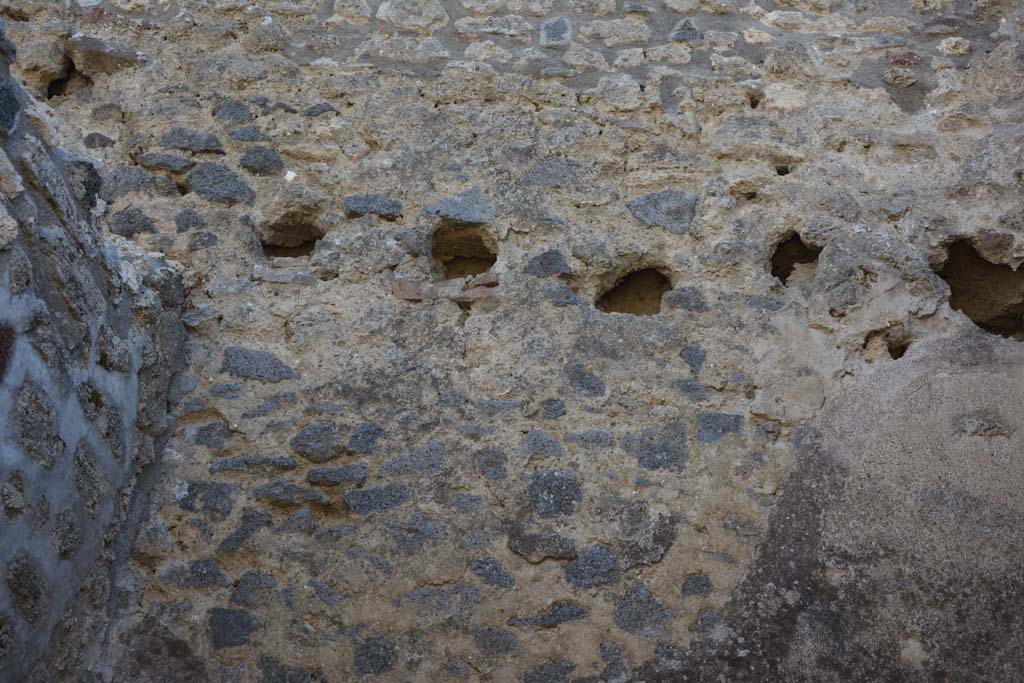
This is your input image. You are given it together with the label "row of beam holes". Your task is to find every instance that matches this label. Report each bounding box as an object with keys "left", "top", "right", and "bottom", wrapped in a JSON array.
[
  {"left": 432, "top": 225, "right": 672, "bottom": 315},
  {"left": 263, "top": 217, "right": 1024, "bottom": 342}
]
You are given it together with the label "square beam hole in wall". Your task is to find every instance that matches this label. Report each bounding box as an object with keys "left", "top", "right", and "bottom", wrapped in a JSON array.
[
  {"left": 260, "top": 216, "right": 324, "bottom": 259},
  {"left": 596, "top": 268, "right": 672, "bottom": 316},
  {"left": 938, "top": 240, "right": 1024, "bottom": 340},
  {"left": 432, "top": 224, "right": 496, "bottom": 280},
  {"left": 771, "top": 233, "right": 822, "bottom": 285}
]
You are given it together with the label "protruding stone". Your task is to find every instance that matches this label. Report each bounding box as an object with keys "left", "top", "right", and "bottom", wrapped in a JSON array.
[
  {"left": 426, "top": 187, "right": 495, "bottom": 225},
  {"left": 376, "top": 0, "right": 448, "bottom": 33},
  {"left": 627, "top": 190, "right": 698, "bottom": 234},
  {"left": 540, "top": 17, "right": 571, "bottom": 47},
  {"left": 253, "top": 479, "right": 332, "bottom": 507},
  {"left": 160, "top": 128, "right": 224, "bottom": 154},
  {"left": 221, "top": 347, "right": 298, "bottom": 383},
  {"left": 206, "top": 607, "right": 259, "bottom": 649},
  {"left": 187, "top": 163, "right": 255, "bottom": 205},
  {"left": 290, "top": 422, "right": 343, "bottom": 463}
]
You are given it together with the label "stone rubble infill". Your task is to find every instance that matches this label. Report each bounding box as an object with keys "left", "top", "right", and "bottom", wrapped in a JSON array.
[{"left": 2, "top": 2, "right": 1023, "bottom": 682}]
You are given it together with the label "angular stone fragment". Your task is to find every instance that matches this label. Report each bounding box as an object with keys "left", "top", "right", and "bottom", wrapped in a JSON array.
[
  {"left": 682, "top": 573, "right": 712, "bottom": 596},
  {"left": 470, "top": 557, "right": 515, "bottom": 587},
  {"left": 564, "top": 544, "right": 620, "bottom": 588},
  {"left": 564, "top": 362, "right": 605, "bottom": 397},
  {"left": 344, "top": 483, "right": 413, "bottom": 514},
  {"left": 524, "top": 660, "right": 575, "bottom": 683},
  {"left": 524, "top": 250, "right": 571, "bottom": 277},
  {"left": 13, "top": 380, "right": 64, "bottom": 468},
  {"left": 289, "top": 422, "right": 343, "bottom": 463},
  {"left": 5, "top": 554, "right": 50, "bottom": 624},
  {"left": 209, "top": 455, "right": 297, "bottom": 474},
  {"left": 387, "top": 510, "right": 447, "bottom": 553},
  {"left": 344, "top": 193, "right": 403, "bottom": 220},
  {"left": 178, "top": 480, "right": 237, "bottom": 519},
  {"left": 506, "top": 523, "right": 577, "bottom": 562},
  {"left": 307, "top": 464, "right": 368, "bottom": 487},
  {"left": 135, "top": 152, "right": 195, "bottom": 174},
  {"left": 509, "top": 600, "right": 588, "bottom": 628},
  {"left": 239, "top": 146, "right": 284, "bottom": 176},
  {"left": 303, "top": 102, "right": 338, "bottom": 117},
  {"left": 523, "top": 429, "right": 564, "bottom": 457},
  {"left": 194, "top": 422, "right": 230, "bottom": 450},
  {"left": 664, "top": 286, "right": 705, "bottom": 311},
  {"left": 455, "top": 16, "right": 533, "bottom": 41},
  {"left": 391, "top": 278, "right": 433, "bottom": 301},
  {"left": 376, "top": 0, "right": 448, "bottom": 33},
  {"left": 447, "top": 286, "right": 495, "bottom": 303},
  {"left": 540, "top": 17, "right": 571, "bottom": 47},
  {"left": 670, "top": 18, "right": 702, "bottom": 44},
  {"left": 161, "top": 127, "right": 224, "bottom": 154},
  {"left": 473, "top": 626, "right": 518, "bottom": 655},
  {"left": 627, "top": 190, "right": 698, "bottom": 234},
  {"left": 564, "top": 429, "right": 614, "bottom": 450},
  {"left": 426, "top": 187, "right": 495, "bottom": 225},
  {"left": 230, "top": 571, "right": 278, "bottom": 608},
  {"left": 97, "top": 325, "right": 131, "bottom": 373},
  {"left": 474, "top": 448, "right": 508, "bottom": 480},
  {"left": 101, "top": 166, "right": 179, "bottom": 201},
  {"left": 51, "top": 509, "right": 82, "bottom": 559},
  {"left": 253, "top": 479, "right": 331, "bottom": 507},
  {"left": 83, "top": 132, "right": 114, "bottom": 149},
  {"left": 348, "top": 422, "right": 385, "bottom": 453},
  {"left": 540, "top": 398, "right": 566, "bottom": 419},
  {"left": 219, "top": 508, "right": 273, "bottom": 552},
  {"left": 187, "top": 162, "right": 255, "bottom": 205},
  {"left": 613, "top": 583, "right": 671, "bottom": 636},
  {"left": 221, "top": 346, "right": 298, "bottom": 383},
  {"left": 620, "top": 513, "right": 678, "bottom": 569},
  {"left": 162, "top": 557, "right": 230, "bottom": 588},
  {"left": 230, "top": 126, "right": 270, "bottom": 142},
  {"left": 525, "top": 469, "right": 581, "bottom": 518},
  {"left": 580, "top": 18, "right": 651, "bottom": 47},
  {"left": 354, "top": 637, "right": 397, "bottom": 674},
  {"left": 67, "top": 35, "right": 144, "bottom": 75},
  {"left": 73, "top": 443, "right": 110, "bottom": 517},
  {"left": 696, "top": 412, "right": 743, "bottom": 443},
  {"left": 328, "top": 0, "right": 373, "bottom": 25},
  {"left": 2, "top": 471, "right": 26, "bottom": 517},
  {"left": 620, "top": 422, "right": 689, "bottom": 472},
  {"left": 213, "top": 99, "right": 253, "bottom": 124},
  {"left": 380, "top": 439, "right": 445, "bottom": 476},
  {"left": 207, "top": 607, "right": 259, "bottom": 649}
]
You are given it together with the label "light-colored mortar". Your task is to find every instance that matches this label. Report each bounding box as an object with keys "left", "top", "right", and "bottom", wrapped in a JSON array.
[{"left": 1, "top": 0, "right": 1022, "bottom": 681}]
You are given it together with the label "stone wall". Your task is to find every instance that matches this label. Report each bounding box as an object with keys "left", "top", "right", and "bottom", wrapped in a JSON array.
[
  {"left": 0, "top": 0, "right": 1023, "bottom": 681},
  {"left": 0, "top": 18, "right": 185, "bottom": 682}
]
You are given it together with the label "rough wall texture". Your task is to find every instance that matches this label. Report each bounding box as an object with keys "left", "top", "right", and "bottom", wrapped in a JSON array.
[
  {"left": 1, "top": 0, "right": 1023, "bottom": 681},
  {"left": 0, "top": 16, "right": 186, "bottom": 683}
]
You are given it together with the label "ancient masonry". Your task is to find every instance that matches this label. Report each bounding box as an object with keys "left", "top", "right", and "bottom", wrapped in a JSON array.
[{"left": 0, "top": 0, "right": 1023, "bottom": 681}]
